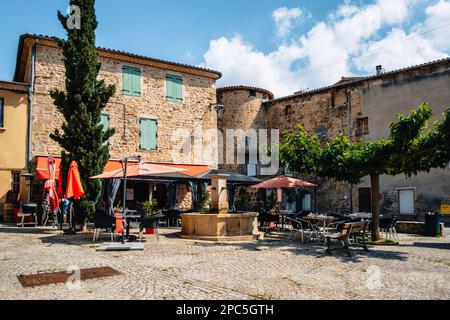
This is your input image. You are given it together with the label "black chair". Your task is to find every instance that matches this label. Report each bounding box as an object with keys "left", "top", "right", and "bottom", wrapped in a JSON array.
[
  {"left": 259, "top": 212, "right": 280, "bottom": 234},
  {"left": 380, "top": 216, "right": 399, "bottom": 240},
  {"left": 163, "top": 210, "right": 181, "bottom": 227},
  {"left": 92, "top": 214, "right": 115, "bottom": 242},
  {"left": 139, "top": 213, "right": 165, "bottom": 242}
]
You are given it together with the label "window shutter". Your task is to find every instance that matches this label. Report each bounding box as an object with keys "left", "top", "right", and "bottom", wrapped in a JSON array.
[
  {"left": 0, "top": 98, "right": 4, "bottom": 128},
  {"left": 149, "top": 120, "right": 158, "bottom": 150},
  {"left": 122, "top": 67, "right": 132, "bottom": 95},
  {"left": 166, "top": 75, "right": 182, "bottom": 103},
  {"left": 132, "top": 68, "right": 141, "bottom": 96},
  {"left": 100, "top": 114, "right": 109, "bottom": 132},
  {"left": 140, "top": 119, "right": 158, "bottom": 150},
  {"left": 166, "top": 75, "right": 174, "bottom": 101},
  {"left": 175, "top": 76, "right": 183, "bottom": 102}
]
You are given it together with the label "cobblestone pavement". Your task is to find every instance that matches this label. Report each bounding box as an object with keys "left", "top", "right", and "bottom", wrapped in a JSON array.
[{"left": 0, "top": 224, "right": 449, "bottom": 300}]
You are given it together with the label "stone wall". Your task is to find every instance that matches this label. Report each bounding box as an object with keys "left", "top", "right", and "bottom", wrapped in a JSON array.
[{"left": 31, "top": 44, "right": 218, "bottom": 166}]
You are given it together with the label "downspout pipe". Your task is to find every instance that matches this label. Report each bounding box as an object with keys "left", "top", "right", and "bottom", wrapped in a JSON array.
[{"left": 26, "top": 45, "right": 36, "bottom": 201}]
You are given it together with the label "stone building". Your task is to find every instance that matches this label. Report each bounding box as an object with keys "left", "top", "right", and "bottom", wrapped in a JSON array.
[
  {"left": 218, "top": 58, "right": 450, "bottom": 216},
  {"left": 2, "top": 33, "right": 222, "bottom": 212}
]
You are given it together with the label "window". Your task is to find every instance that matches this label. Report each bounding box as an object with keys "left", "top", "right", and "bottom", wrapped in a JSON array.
[
  {"left": 249, "top": 90, "right": 257, "bottom": 97},
  {"left": 12, "top": 172, "right": 20, "bottom": 193},
  {"left": 284, "top": 105, "right": 292, "bottom": 117},
  {"left": 398, "top": 188, "right": 415, "bottom": 215},
  {"left": 357, "top": 117, "right": 369, "bottom": 135},
  {"left": 100, "top": 114, "right": 110, "bottom": 144},
  {"left": 166, "top": 74, "right": 183, "bottom": 103},
  {"left": 302, "top": 194, "right": 312, "bottom": 211},
  {"left": 122, "top": 66, "right": 141, "bottom": 96},
  {"left": 140, "top": 118, "right": 158, "bottom": 151},
  {"left": 0, "top": 98, "right": 4, "bottom": 128},
  {"left": 315, "top": 124, "right": 328, "bottom": 141},
  {"left": 247, "top": 164, "right": 257, "bottom": 177}
]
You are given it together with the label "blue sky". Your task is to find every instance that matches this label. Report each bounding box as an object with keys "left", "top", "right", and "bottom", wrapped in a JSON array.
[{"left": 1, "top": 0, "right": 449, "bottom": 97}]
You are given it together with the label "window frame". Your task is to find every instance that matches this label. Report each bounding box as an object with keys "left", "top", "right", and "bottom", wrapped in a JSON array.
[
  {"left": 100, "top": 113, "right": 110, "bottom": 145},
  {"left": 398, "top": 187, "right": 416, "bottom": 215},
  {"left": 356, "top": 117, "right": 369, "bottom": 136}
]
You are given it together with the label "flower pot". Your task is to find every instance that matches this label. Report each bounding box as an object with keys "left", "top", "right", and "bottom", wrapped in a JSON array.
[{"left": 145, "top": 228, "right": 156, "bottom": 235}]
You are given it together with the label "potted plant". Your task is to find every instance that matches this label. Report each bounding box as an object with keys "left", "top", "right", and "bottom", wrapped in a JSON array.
[
  {"left": 142, "top": 199, "right": 159, "bottom": 234},
  {"left": 197, "top": 189, "right": 211, "bottom": 213}
]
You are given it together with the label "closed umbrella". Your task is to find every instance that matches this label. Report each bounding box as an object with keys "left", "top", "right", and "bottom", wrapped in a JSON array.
[
  {"left": 44, "top": 156, "right": 59, "bottom": 213},
  {"left": 65, "top": 161, "right": 85, "bottom": 200}
]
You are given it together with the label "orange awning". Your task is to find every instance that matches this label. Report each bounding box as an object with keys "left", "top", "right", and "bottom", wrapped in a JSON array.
[{"left": 35, "top": 156, "right": 211, "bottom": 180}]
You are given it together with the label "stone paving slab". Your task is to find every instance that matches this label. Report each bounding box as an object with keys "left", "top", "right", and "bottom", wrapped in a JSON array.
[{"left": 0, "top": 224, "right": 449, "bottom": 300}]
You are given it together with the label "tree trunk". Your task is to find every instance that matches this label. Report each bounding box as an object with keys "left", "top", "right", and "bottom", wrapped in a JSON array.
[{"left": 370, "top": 174, "right": 381, "bottom": 241}]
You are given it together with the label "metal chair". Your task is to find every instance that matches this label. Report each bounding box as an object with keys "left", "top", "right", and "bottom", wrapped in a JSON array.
[
  {"left": 380, "top": 216, "right": 399, "bottom": 240},
  {"left": 285, "top": 216, "right": 317, "bottom": 243},
  {"left": 92, "top": 214, "right": 115, "bottom": 242},
  {"left": 139, "top": 213, "right": 165, "bottom": 242},
  {"left": 17, "top": 203, "right": 38, "bottom": 228}
]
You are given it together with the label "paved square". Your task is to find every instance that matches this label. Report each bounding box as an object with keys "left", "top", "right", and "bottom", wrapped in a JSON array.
[{"left": 0, "top": 225, "right": 449, "bottom": 300}]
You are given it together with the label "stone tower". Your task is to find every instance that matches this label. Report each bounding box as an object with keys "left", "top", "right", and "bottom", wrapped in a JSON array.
[{"left": 216, "top": 86, "right": 274, "bottom": 175}]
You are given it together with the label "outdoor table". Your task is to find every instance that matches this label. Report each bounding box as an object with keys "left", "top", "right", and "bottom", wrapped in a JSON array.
[
  {"left": 349, "top": 213, "right": 372, "bottom": 220},
  {"left": 304, "top": 214, "right": 336, "bottom": 244},
  {"left": 116, "top": 210, "right": 141, "bottom": 238}
]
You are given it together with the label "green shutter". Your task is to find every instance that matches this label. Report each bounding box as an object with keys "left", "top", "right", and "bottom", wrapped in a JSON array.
[
  {"left": 132, "top": 68, "right": 141, "bottom": 95},
  {"left": 140, "top": 119, "right": 158, "bottom": 151},
  {"left": 166, "top": 75, "right": 182, "bottom": 103},
  {"left": 123, "top": 66, "right": 141, "bottom": 96},
  {"left": 100, "top": 114, "right": 110, "bottom": 145},
  {"left": 100, "top": 114, "right": 109, "bottom": 132},
  {"left": 148, "top": 119, "right": 158, "bottom": 150}
]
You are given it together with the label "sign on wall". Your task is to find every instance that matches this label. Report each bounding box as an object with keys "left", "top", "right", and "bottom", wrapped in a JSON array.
[{"left": 441, "top": 205, "right": 450, "bottom": 216}]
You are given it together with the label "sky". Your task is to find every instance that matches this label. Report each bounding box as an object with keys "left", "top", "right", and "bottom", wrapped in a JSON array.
[{"left": 0, "top": 0, "right": 449, "bottom": 97}]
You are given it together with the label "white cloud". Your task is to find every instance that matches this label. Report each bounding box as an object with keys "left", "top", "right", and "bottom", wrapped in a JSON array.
[
  {"left": 272, "top": 7, "right": 310, "bottom": 38},
  {"left": 202, "top": 0, "right": 450, "bottom": 98}
]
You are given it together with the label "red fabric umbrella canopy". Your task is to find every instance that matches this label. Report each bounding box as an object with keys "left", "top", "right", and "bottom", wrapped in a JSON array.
[
  {"left": 251, "top": 176, "right": 317, "bottom": 189},
  {"left": 44, "top": 156, "right": 59, "bottom": 213},
  {"left": 65, "top": 161, "right": 85, "bottom": 200},
  {"left": 90, "top": 162, "right": 188, "bottom": 179}
]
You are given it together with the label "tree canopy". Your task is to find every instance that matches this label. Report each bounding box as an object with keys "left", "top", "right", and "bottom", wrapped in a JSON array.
[{"left": 280, "top": 103, "right": 450, "bottom": 240}]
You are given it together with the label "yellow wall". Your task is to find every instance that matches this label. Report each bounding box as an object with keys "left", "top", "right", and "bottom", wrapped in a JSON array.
[{"left": 0, "top": 89, "right": 28, "bottom": 204}]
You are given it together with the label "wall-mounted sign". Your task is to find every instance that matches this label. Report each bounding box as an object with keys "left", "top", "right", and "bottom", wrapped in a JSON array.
[{"left": 441, "top": 205, "right": 450, "bottom": 216}]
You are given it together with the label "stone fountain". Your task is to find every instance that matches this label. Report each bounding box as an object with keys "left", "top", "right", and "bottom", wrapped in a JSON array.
[{"left": 180, "top": 174, "right": 260, "bottom": 241}]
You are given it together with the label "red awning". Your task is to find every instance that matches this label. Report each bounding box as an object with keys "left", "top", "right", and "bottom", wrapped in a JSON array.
[{"left": 35, "top": 156, "right": 211, "bottom": 180}]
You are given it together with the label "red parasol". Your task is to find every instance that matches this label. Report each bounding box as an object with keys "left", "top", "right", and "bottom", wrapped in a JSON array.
[
  {"left": 251, "top": 176, "right": 317, "bottom": 189},
  {"left": 44, "top": 156, "right": 59, "bottom": 213},
  {"left": 65, "top": 161, "right": 85, "bottom": 200}
]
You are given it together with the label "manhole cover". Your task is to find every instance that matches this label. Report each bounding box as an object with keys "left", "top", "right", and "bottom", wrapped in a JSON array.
[{"left": 17, "top": 266, "right": 122, "bottom": 288}]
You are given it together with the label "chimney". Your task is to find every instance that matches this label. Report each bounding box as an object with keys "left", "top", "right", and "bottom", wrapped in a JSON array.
[{"left": 376, "top": 65, "right": 383, "bottom": 75}]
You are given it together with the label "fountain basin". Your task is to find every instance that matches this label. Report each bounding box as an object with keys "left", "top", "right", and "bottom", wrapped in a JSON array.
[{"left": 180, "top": 212, "right": 259, "bottom": 241}]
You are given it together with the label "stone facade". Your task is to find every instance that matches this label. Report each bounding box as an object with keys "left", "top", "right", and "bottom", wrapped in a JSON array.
[
  {"left": 219, "top": 59, "right": 450, "bottom": 215},
  {"left": 30, "top": 40, "right": 219, "bottom": 166}
]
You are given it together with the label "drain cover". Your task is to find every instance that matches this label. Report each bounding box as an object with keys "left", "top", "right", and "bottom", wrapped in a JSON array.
[{"left": 17, "top": 266, "right": 121, "bottom": 288}]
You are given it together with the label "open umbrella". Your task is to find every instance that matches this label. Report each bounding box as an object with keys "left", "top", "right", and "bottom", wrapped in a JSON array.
[
  {"left": 65, "top": 161, "right": 85, "bottom": 200},
  {"left": 251, "top": 176, "right": 317, "bottom": 189},
  {"left": 252, "top": 176, "right": 317, "bottom": 213},
  {"left": 90, "top": 161, "right": 189, "bottom": 180},
  {"left": 44, "top": 156, "right": 59, "bottom": 213}
]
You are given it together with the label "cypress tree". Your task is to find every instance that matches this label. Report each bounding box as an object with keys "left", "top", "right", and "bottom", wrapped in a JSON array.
[{"left": 50, "top": 0, "right": 115, "bottom": 228}]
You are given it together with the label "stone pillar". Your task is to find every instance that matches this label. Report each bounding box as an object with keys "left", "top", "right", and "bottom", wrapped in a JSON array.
[{"left": 210, "top": 174, "right": 229, "bottom": 214}]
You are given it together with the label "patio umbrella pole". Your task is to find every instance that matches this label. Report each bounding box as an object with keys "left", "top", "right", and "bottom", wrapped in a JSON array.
[{"left": 121, "top": 158, "right": 128, "bottom": 245}]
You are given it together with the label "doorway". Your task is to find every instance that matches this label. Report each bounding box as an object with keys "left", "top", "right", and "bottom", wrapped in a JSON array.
[{"left": 359, "top": 188, "right": 372, "bottom": 213}]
